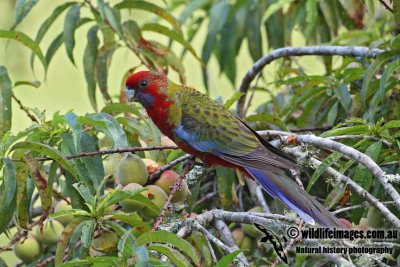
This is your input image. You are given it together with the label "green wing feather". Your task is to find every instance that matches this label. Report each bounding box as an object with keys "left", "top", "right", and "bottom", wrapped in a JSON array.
[{"left": 173, "top": 87, "right": 297, "bottom": 172}]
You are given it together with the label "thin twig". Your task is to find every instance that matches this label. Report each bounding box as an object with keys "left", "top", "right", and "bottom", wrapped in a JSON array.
[
  {"left": 255, "top": 185, "right": 270, "bottom": 213},
  {"left": 152, "top": 162, "right": 193, "bottom": 231},
  {"left": 243, "top": 72, "right": 262, "bottom": 116},
  {"left": 12, "top": 93, "right": 39, "bottom": 123},
  {"left": 333, "top": 201, "right": 395, "bottom": 214},
  {"left": 214, "top": 219, "right": 249, "bottom": 266},
  {"left": 147, "top": 154, "right": 192, "bottom": 184},
  {"left": 194, "top": 221, "right": 248, "bottom": 267},
  {"left": 378, "top": 0, "right": 394, "bottom": 13},
  {"left": 236, "top": 46, "right": 384, "bottom": 117},
  {"left": 33, "top": 145, "right": 179, "bottom": 161}
]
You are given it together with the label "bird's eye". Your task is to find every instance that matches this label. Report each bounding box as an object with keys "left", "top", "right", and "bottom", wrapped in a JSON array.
[{"left": 140, "top": 80, "right": 148, "bottom": 87}]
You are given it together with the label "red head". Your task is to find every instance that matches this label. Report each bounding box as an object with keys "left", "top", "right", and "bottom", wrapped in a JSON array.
[{"left": 125, "top": 71, "right": 168, "bottom": 108}]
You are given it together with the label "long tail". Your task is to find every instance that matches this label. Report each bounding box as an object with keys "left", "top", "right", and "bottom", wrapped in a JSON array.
[{"left": 245, "top": 167, "right": 345, "bottom": 229}]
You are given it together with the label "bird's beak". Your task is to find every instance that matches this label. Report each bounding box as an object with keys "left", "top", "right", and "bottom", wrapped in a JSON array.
[{"left": 125, "top": 86, "right": 137, "bottom": 102}]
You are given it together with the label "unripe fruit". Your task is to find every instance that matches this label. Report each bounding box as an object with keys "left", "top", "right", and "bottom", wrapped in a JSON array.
[
  {"left": 91, "top": 231, "right": 119, "bottom": 253},
  {"left": 116, "top": 154, "right": 148, "bottom": 186},
  {"left": 34, "top": 220, "right": 64, "bottom": 246},
  {"left": 54, "top": 199, "right": 73, "bottom": 225},
  {"left": 120, "top": 183, "right": 145, "bottom": 212},
  {"left": 154, "top": 170, "right": 191, "bottom": 203},
  {"left": 142, "top": 158, "right": 161, "bottom": 174},
  {"left": 13, "top": 235, "right": 42, "bottom": 263},
  {"left": 139, "top": 185, "right": 168, "bottom": 219},
  {"left": 242, "top": 206, "right": 263, "bottom": 238},
  {"left": 104, "top": 154, "right": 123, "bottom": 178},
  {"left": 232, "top": 228, "right": 245, "bottom": 247}
]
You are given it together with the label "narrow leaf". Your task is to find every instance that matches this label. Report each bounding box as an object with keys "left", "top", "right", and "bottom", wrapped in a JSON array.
[
  {"left": 10, "top": 141, "right": 78, "bottom": 178},
  {"left": 115, "top": 1, "right": 181, "bottom": 32},
  {"left": 0, "top": 159, "right": 17, "bottom": 233},
  {"left": 142, "top": 23, "right": 200, "bottom": 61},
  {"left": 136, "top": 231, "right": 200, "bottom": 266},
  {"left": 63, "top": 4, "right": 81, "bottom": 64},
  {"left": 14, "top": 0, "right": 39, "bottom": 27},
  {"left": 0, "top": 66, "right": 12, "bottom": 137},
  {"left": 83, "top": 25, "right": 99, "bottom": 111},
  {"left": 0, "top": 30, "right": 46, "bottom": 70}
]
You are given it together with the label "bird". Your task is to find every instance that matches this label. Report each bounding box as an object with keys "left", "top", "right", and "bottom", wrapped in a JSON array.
[{"left": 125, "top": 70, "right": 345, "bottom": 228}]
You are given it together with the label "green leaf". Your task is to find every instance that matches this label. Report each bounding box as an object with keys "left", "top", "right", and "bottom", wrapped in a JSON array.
[
  {"left": 379, "top": 59, "right": 400, "bottom": 103},
  {"left": 14, "top": 80, "right": 41, "bottom": 88},
  {"left": 381, "top": 120, "right": 400, "bottom": 130},
  {"left": 96, "top": 46, "right": 117, "bottom": 103},
  {"left": 247, "top": 1, "right": 263, "bottom": 62},
  {"left": 264, "top": 3, "right": 285, "bottom": 49},
  {"left": 305, "top": 0, "right": 317, "bottom": 41},
  {"left": 202, "top": 0, "right": 230, "bottom": 64},
  {"left": 81, "top": 219, "right": 96, "bottom": 248},
  {"left": 101, "top": 103, "right": 141, "bottom": 117},
  {"left": 60, "top": 257, "right": 121, "bottom": 267},
  {"left": 45, "top": 33, "right": 63, "bottom": 65},
  {"left": 215, "top": 250, "right": 242, "bottom": 267},
  {"left": 246, "top": 113, "right": 287, "bottom": 130},
  {"left": 306, "top": 152, "right": 343, "bottom": 192},
  {"left": 142, "top": 23, "right": 200, "bottom": 61},
  {"left": 46, "top": 18, "right": 92, "bottom": 67},
  {"left": 14, "top": 161, "right": 29, "bottom": 228},
  {"left": 333, "top": 83, "right": 351, "bottom": 114},
  {"left": 0, "top": 159, "right": 17, "bottom": 233},
  {"left": 361, "top": 51, "right": 399, "bottom": 107},
  {"left": 13, "top": 0, "right": 39, "bottom": 27},
  {"left": 136, "top": 231, "right": 200, "bottom": 266},
  {"left": 393, "top": 0, "right": 400, "bottom": 25},
  {"left": 224, "top": 92, "right": 245, "bottom": 109},
  {"left": 25, "top": 154, "right": 52, "bottom": 215},
  {"left": 263, "top": 0, "right": 295, "bottom": 21},
  {"left": 320, "top": 125, "right": 369, "bottom": 137},
  {"left": 216, "top": 167, "right": 234, "bottom": 210},
  {"left": 10, "top": 141, "right": 78, "bottom": 178},
  {"left": 109, "top": 216, "right": 150, "bottom": 232},
  {"left": 96, "top": 187, "right": 145, "bottom": 211},
  {"left": 0, "top": 30, "right": 46, "bottom": 70},
  {"left": 115, "top": 1, "right": 181, "bottom": 32},
  {"left": 104, "top": 3, "right": 124, "bottom": 39},
  {"left": 84, "top": 113, "right": 128, "bottom": 148},
  {"left": 55, "top": 218, "right": 85, "bottom": 266},
  {"left": 0, "top": 66, "right": 12, "bottom": 138},
  {"left": 64, "top": 4, "right": 81, "bottom": 64},
  {"left": 134, "top": 246, "right": 149, "bottom": 267},
  {"left": 118, "top": 228, "right": 136, "bottom": 259},
  {"left": 350, "top": 141, "right": 382, "bottom": 223},
  {"left": 83, "top": 25, "right": 99, "bottom": 111},
  {"left": 50, "top": 208, "right": 92, "bottom": 220},
  {"left": 122, "top": 20, "right": 142, "bottom": 47},
  {"left": 148, "top": 244, "right": 190, "bottom": 267},
  {"left": 32, "top": 2, "right": 76, "bottom": 67}
]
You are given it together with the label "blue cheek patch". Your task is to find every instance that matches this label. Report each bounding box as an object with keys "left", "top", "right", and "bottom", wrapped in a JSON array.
[{"left": 138, "top": 92, "right": 155, "bottom": 107}]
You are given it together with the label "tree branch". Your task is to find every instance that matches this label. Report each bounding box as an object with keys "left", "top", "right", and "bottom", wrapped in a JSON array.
[
  {"left": 258, "top": 131, "right": 400, "bottom": 211},
  {"left": 286, "top": 147, "right": 400, "bottom": 227},
  {"left": 236, "top": 46, "right": 384, "bottom": 117},
  {"left": 214, "top": 219, "right": 249, "bottom": 266}
]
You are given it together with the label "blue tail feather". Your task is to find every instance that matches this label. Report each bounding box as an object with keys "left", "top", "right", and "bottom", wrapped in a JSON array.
[{"left": 246, "top": 167, "right": 344, "bottom": 228}]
